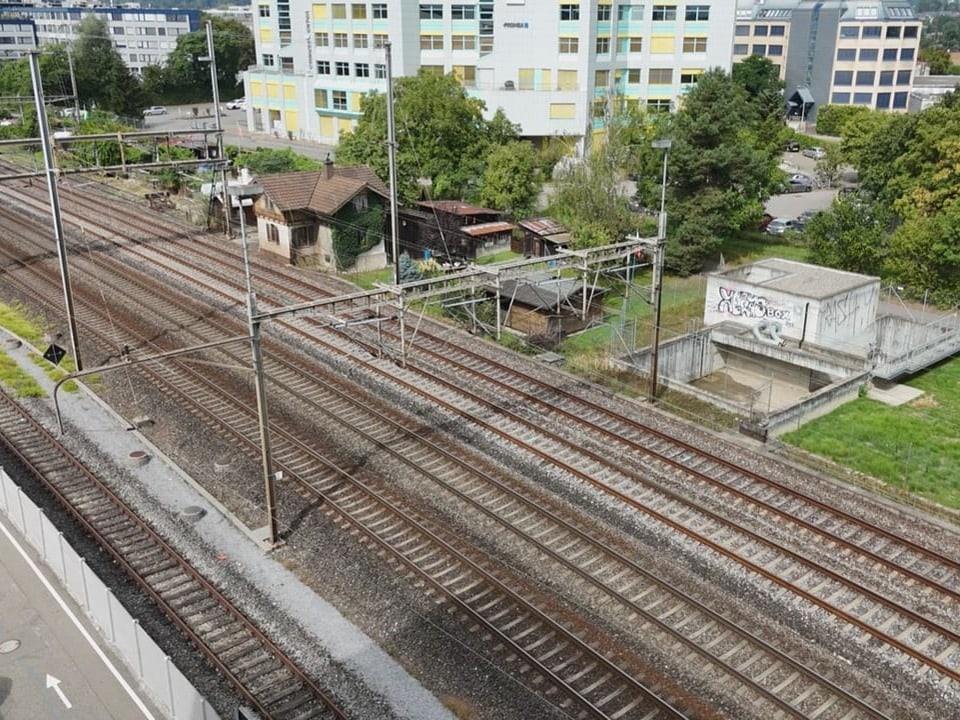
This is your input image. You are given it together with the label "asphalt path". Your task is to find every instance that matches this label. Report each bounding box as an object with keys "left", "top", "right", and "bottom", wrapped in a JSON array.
[{"left": 141, "top": 102, "right": 336, "bottom": 161}]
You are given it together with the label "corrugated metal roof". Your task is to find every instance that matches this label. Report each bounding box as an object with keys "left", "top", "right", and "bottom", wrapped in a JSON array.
[
  {"left": 460, "top": 221, "right": 516, "bottom": 237},
  {"left": 518, "top": 217, "right": 567, "bottom": 237},
  {"left": 417, "top": 200, "right": 496, "bottom": 216}
]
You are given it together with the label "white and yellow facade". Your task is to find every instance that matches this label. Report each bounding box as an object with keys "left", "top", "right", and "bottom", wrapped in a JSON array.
[{"left": 244, "top": 1, "right": 738, "bottom": 149}]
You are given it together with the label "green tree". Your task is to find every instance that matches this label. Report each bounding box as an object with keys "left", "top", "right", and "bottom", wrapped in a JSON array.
[
  {"left": 231, "top": 147, "right": 320, "bottom": 174},
  {"left": 920, "top": 47, "right": 954, "bottom": 75},
  {"left": 336, "top": 71, "right": 496, "bottom": 202},
  {"left": 805, "top": 197, "right": 890, "bottom": 276},
  {"left": 475, "top": 140, "right": 539, "bottom": 218},
  {"left": 667, "top": 68, "right": 776, "bottom": 273},
  {"left": 72, "top": 14, "right": 144, "bottom": 117},
  {"left": 162, "top": 17, "right": 254, "bottom": 102},
  {"left": 887, "top": 206, "right": 960, "bottom": 304}
]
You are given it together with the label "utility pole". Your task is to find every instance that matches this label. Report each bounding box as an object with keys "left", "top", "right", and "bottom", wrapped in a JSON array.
[
  {"left": 649, "top": 139, "right": 672, "bottom": 403},
  {"left": 384, "top": 41, "right": 400, "bottom": 285},
  {"left": 66, "top": 47, "right": 80, "bottom": 122},
  {"left": 204, "top": 20, "right": 231, "bottom": 237},
  {"left": 29, "top": 52, "right": 83, "bottom": 371}
]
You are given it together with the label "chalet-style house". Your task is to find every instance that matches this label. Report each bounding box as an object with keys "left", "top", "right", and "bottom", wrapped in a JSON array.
[
  {"left": 255, "top": 159, "right": 390, "bottom": 270},
  {"left": 397, "top": 200, "right": 515, "bottom": 265}
]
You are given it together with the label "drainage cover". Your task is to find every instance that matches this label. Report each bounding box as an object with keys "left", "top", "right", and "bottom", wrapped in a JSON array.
[{"left": 0, "top": 639, "right": 21, "bottom": 654}]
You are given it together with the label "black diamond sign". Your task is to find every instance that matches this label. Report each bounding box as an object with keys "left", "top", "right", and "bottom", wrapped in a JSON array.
[{"left": 43, "top": 344, "right": 66, "bottom": 366}]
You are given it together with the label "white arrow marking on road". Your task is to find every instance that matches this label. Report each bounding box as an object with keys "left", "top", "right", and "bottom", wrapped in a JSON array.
[{"left": 46, "top": 674, "right": 72, "bottom": 709}]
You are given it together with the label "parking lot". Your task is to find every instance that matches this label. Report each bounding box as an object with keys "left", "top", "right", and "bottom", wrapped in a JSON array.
[{"left": 764, "top": 150, "right": 856, "bottom": 220}]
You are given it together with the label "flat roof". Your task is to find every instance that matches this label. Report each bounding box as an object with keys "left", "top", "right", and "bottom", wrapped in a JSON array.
[{"left": 712, "top": 258, "right": 878, "bottom": 299}]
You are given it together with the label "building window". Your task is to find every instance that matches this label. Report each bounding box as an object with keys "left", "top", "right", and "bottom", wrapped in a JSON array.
[
  {"left": 266, "top": 224, "right": 279, "bottom": 244},
  {"left": 618, "top": 4, "right": 643, "bottom": 21},
  {"left": 733, "top": 43, "right": 747, "bottom": 55},
  {"left": 627, "top": 68, "right": 641, "bottom": 83},
  {"left": 334, "top": 32, "right": 348, "bottom": 48},
  {"left": 317, "top": 60, "right": 330, "bottom": 74},
  {"left": 335, "top": 61, "right": 349, "bottom": 76},
  {"left": 647, "top": 99, "right": 671, "bottom": 111},
  {"left": 886, "top": 25, "right": 900, "bottom": 39},
  {"left": 331, "top": 4, "right": 346, "bottom": 19},
  {"left": 314, "top": 88, "right": 328, "bottom": 108},
  {"left": 893, "top": 91, "right": 908, "bottom": 108},
  {"left": 879, "top": 70, "right": 894, "bottom": 86},
  {"left": 752, "top": 44, "right": 766, "bottom": 55},
  {"left": 315, "top": 32, "right": 329, "bottom": 47},
  {"left": 373, "top": 33, "right": 388, "bottom": 48},
  {"left": 420, "top": 4, "right": 443, "bottom": 19},
  {"left": 372, "top": 3, "right": 388, "bottom": 19},
  {"left": 374, "top": 63, "right": 386, "bottom": 79},
  {"left": 355, "top": 62, "right": 369, "bottom": 77},
  {"left": 451, "top": 34, "right": 476, "bottom": 50},
  {"left": 876, "top": 92, "right": 891, "bottom": 108},
  {"left": 901, "top": 48, "right": 915, "bottom": 61},
  {"left": 859, "top": 48, "right": 878, "bottom": 61},
  {"left": 560, "top": 4, "right": 580, "bottom": 21},
  {"left": 904, "top": 26, "right": 918, "bottom": 39},
  {"left": 768, "top": 44, "right": 783, "bottom": 56},
  {"left": 883, "top": 48, "right": 898, "bottom": 61},
  {"left": 649, "top": 68, "right": 673, "bottom": 83},
  {"left": 281, "top": 56, "right": 294, "bottom": 71},
  {"left": 351, "top": 4, "right": 366, "bottom": 19},
  {"left": 839, "top": 26, "right": 859, "bottom": 38},
  {"left": 262, "top": 53, "right": 275, "bottom": 67},
  {"left": 897, "top": 70, "right": 911, "bottom": 85},
  {"left": 834, "top": 70, "right": 853, "bottom": 85},
  {"left": 420, "top": 34, "right": 444, "bottom": 50},
  {"left": 680, "top": 71, "right": 700, "bottom": 84},
  {"left": 856, "top": 71, "right": 875, "bottom": 85},
  {"left": 652, "top": 5, "right": 677, "bottom": 21},
  {"left": 853, "top": 92, "right": 872, "bottom": 104},
  {"left": 862, "top": 26, "right": 881, "bottom": 38},
  {"left": 595, "top": 69, "right": 610, "bottom": 86},
  {"left": 754, "top": 25, "right": 768, "bottom": 36},
  {"left": 735, "top": 24, "right": 749, "bottom": 36},
  {"left": 597, "top": 4, "right": 611, "bottom": 21},
  {"left": 619, "top": 36, "right": 643, "bottom": 52},
  {"left": 686, "top": 5, "right": 709, "bottom": 20},
  {"left": 332, "top": 90, "right": 347, "bottom": 110},
  {"left": 831, "top": 92, "right": 850, "bottom": 103},
  {"left": 479, "top": 37, "right": 494, "bottom": 54},
  {"left": 559, "top": 36, "right": 579, "bottom": 53},
  {"left": 770, "top": 25, "right": 785, "bottom": 36},
  {"left": 354, "top": 34, "right": 368, "bottom": 49},
  {"left": 452, "top": 5, "right": 476, "bottom": 20},
  {"left": 258, "top": 5, "right": 270, "bottom": 17},
  {"left": 683, "top": 37, "right": 706, "bottom": 52}
]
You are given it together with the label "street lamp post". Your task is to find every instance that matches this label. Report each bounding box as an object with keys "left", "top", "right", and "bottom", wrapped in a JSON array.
[{"left": 649, "top": 139, "right": 672, "bottom": 403}]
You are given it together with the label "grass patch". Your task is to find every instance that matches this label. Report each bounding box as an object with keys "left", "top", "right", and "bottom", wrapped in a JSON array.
[
  {"left": 343, "top": 267, "right": 394, "bottom": 290},
  {"left": 0, "top": 301, "right": 80, "bottom": 394},
  {"left": 781, "top": 358, "right": 960, "bottom": 510},
  {"left": 0, "top": 351, "right": 45, "bottom": 397}
]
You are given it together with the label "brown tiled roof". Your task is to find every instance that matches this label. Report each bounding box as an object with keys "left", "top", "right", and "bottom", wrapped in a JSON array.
[{"left": 257, "top": 166, "right": 390, "bottom": 216}]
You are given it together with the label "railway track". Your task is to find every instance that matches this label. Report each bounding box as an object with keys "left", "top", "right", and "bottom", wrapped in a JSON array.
[
  {"left": 1, "top": 165, "right": 958, "bottom": 717},
  {"left": 0, "top": 386, "right": 347, "bottom": 720}
]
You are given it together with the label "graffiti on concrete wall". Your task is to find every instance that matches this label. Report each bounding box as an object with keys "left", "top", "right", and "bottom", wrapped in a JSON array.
[
  {"left": 819, "top": 285, "right": 878, "bottom": 335},
  {"left": 716, "top": 286, "right": 793, "bottom": 324}
]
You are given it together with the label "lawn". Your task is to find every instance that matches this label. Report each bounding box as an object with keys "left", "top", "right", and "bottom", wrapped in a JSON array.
[{"left": 782, "top": 358, "right": 960, "bottom": 510}]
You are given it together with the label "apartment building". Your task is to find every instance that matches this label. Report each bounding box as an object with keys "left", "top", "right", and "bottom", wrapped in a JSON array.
[
  {"left": 0, "top": 17, "right": 36, "bottom": 62},
  {"left": 245, "top": 1, "right": 737, "bottom": 149},
  {"left": 735, "top": 0, "right": 921, "bottom": 121},
  {"left": 0, "top": 4, "right": 200, "bottom": 75}
]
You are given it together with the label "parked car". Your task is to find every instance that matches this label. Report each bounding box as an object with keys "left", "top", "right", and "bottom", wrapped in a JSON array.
[
  {"left": 765, "top": 217, "right": 799, "bottom": 235},
  {"left": 794, "top": 209, "right": 821, "bottom": 231},
  {"left": 226, "top": 98, "right": 246, "bottom": 110},
  {"left": 802, "top": 146, "right": 826, "bottom": 160},
  {"left": 785, "top": 140, "right": 800, "bottom": 152},
  {"left": 779, "top": 173, "right": 813, "bottom": 193},
  {"left": 143, "top": 106, "right": 167, "bottom": 116},
  {"left": 758, "top": 213, "right": 775, "bottom": 231}
]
